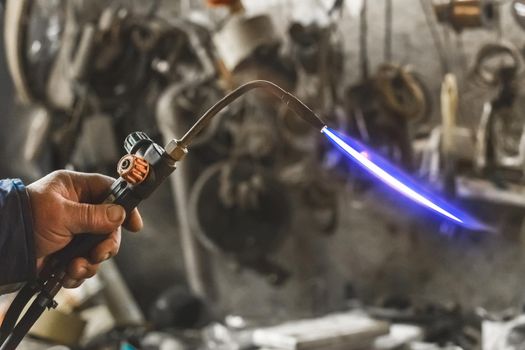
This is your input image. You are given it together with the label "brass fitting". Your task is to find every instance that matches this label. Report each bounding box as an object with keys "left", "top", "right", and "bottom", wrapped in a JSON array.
[{"left": 165, "top": 139, "right": 188, "bottom": 162}]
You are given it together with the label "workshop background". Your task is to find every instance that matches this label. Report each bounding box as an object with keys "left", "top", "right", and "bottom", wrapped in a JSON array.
[{"left": 3, "top": 0, "right": 525, "bottom": 349}]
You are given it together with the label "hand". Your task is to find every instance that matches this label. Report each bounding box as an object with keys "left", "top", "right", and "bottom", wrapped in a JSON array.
[{"left": 27, "top": 170, "right": 143, "bottom": 288}]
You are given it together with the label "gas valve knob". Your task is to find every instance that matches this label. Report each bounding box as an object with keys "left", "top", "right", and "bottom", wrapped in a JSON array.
[
  {"left": 117, "top": 154, "right": 150, "bottom": 185},
  {"left": 124, "top": 132, "right": 153, "bottom": 154}
]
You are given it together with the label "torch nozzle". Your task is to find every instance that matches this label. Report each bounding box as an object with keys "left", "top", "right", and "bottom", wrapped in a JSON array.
[{"left": 280, "top": 91, "right": 326, "bottom": 131}]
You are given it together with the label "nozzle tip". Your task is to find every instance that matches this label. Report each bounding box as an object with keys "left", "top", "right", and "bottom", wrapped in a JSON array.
[{"left": 281, "top": 92, "right": 326, "bottom": 131}]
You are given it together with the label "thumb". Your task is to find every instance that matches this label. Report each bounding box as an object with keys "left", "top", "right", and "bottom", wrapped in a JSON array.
[{"left": 64, "top": 201, "right": 126, "bottom": 234}]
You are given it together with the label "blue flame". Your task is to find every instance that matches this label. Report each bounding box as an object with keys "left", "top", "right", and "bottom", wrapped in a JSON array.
[{"left": 322, "top": 127, "right": 488, "bottom": 231}]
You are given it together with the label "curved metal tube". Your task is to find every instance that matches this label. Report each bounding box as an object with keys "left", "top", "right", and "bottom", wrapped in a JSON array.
[{"left": 178, "top": 80, "right": 326, "bottom": 148}]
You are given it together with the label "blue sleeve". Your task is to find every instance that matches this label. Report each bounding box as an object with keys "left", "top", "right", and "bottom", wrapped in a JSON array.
[{"left": 0, "top": 179, "right": 36, "bottom": 293}]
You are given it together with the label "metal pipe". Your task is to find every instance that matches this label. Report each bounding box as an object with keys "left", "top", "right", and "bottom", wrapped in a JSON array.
[{"left": 176, "top": 80, "right": 326, "bottom": 150}]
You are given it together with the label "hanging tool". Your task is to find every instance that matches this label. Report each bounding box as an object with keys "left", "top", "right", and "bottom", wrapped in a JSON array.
[
  {"left": 474, "top": 42, "right": 525, "bottom": 174},
  {"left": 0, "top": 80, "right": 486, "bottom": 350},
  {"left": 440, "top": 74, "right": 459, "bottom": 196},
  {"left": 432, "top": 0, "right": 498, "bottom": 32}
]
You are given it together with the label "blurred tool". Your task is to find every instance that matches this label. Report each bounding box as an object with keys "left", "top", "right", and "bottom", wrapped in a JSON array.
[{"left": 475, "top": 43, "right": 525, "bottom": 172}]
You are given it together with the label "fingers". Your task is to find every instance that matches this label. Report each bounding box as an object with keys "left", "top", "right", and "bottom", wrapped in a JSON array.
[
  {"left": 63, "top": 201, "right": 126, "bottom": 234},
  {"left": 67, "top": 257, "right": 100, "bottom": 280},
  {"left": 64, "top": 171, "right": 144, "bottom": 233},
  {"left": 124, "top": 208, "right": 143, "bottom": 232},
  {"left": 90, "top": 228, "right": 121, "bottom": 263},
  {"left": 64, "top": 278, "right": 86, "bottom": 289},
  {"left": 65, "top": 230, "right": 121, "bottom": 288}
]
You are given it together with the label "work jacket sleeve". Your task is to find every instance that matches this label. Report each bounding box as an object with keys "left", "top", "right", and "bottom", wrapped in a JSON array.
[{"left": 0, "top": 179, "right": 36, "bottom": 294}]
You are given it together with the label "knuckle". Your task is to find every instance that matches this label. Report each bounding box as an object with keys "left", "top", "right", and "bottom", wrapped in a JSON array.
[
  {"left": 52, "top": 169, "right": 69, "bottom": 180},
  {"left": 49, "top": 170, "right": 62, "bottom": 178},
  {"left": 83, "top": 205, "right": 101, "bottom": 228},
  {"left": 70, "top": 279, "right": 84, "bottom": 288}
]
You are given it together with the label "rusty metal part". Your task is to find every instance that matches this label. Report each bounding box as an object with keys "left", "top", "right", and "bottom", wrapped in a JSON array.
[
  {"left": 374, "top": 63, "right": 428, "bottom": 121},
  {"left": 117, "top": 154, "right": 150, "bottom": 185},
  {"left": 432, "top": 0, "right": 498, "bottom": 32}
]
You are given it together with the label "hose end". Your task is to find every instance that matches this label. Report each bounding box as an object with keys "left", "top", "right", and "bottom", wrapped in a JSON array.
[{"left": 165, "top": 140, "right": 188, "bottom": 161}]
